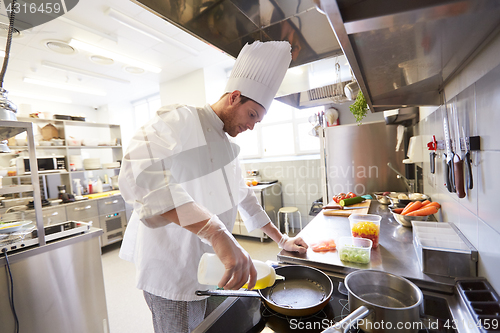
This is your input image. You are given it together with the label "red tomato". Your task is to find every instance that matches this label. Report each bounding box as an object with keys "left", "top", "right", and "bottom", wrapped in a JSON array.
[{"left": 347, "top": 192, "right": 356, "bottom": 198}]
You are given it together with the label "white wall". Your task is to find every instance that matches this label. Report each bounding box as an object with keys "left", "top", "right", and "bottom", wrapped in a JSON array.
[
  {"left": 160, "top": 69, "right": 206, "bottom": 107},
  {"left": 418, "top": 33, "right": 500, "bottom": 293},
  {"left": 203, "top": 60, "right": 233, "bottom": 104},
  {"left": 103, "top": 101, "right": 135, "bottom": 152},
  {"left": 13, "top": 97, "right": 98, "bottom": 122}
]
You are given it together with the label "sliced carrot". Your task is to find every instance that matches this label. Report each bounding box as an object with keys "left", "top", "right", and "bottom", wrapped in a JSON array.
[
  {"left": 406, "top": 206, "right": 438, "bottom": 216},
  {"left": 393, "top": 208, "right": 404, "bottom": 214},
  {"left": 425, "top": 202, "right": 441, "bottom": 209},
  {"left": 402, "top": 201, "right": 423, "bottom": 215},
  {"left": 401, "top": 202, "right": 415, "bottom": 215},
  {"left": 421, "top": 200, "right": 431, "bottom": 206}
]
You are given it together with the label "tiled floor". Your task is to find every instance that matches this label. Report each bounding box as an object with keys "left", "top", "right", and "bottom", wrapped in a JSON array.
[{"left": 101, "top": 235, "right": 286, "bottom": 333}]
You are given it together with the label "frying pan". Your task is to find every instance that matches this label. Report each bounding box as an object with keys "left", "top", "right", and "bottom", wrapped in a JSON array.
[{"left": 196, "top": 265, "right": 333, "bottom": 316}]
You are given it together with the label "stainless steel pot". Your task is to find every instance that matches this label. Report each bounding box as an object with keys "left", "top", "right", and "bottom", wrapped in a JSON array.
[{"left": 322, "top": 270, "right": 423, "bottom": 333}]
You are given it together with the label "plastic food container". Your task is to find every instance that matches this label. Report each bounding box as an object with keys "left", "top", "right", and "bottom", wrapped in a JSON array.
[
  {"left": 338, "top": 236, "right": 372, "bottom": 264},
  {"left": 349, "top": 213, "right": 381, "bottom": 248}
]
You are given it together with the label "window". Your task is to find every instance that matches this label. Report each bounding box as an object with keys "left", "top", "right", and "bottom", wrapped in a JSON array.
[
  {"left": 132, "top": 94, "right": 161, "bottom": 131},
  {"left": 234, "top": 100, "right": 323, "bottom": 159}
]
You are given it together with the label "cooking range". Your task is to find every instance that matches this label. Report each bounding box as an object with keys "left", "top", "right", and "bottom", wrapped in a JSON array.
[{"left": 194, "top": 275, "right": 456, "bottom": 333}]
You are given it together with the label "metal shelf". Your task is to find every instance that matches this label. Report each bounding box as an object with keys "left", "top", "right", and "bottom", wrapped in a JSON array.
[
  {"left": 0, "top": 184, "right": 34, "bottom": 195},
  {"left": 17, "top": 117, "right": 119, "bottom": 128},
  {"left": 68, "top": 146, "right": 122, "bottom": 149},
  {"left": 0, "top": 121, "right": 29, "bottom": 141},
  {"left": 70, "top": 167, "right": 120, "bottom": 173}
]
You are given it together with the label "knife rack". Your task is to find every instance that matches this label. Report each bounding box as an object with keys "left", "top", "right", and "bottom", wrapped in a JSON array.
[{"left": 433, "top": 136, "right": 480, "bottom": 151}]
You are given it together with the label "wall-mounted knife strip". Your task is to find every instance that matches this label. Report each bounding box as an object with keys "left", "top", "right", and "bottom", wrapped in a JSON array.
[{"left": 435, "top": 136, "right": 481, "bottom": 151}]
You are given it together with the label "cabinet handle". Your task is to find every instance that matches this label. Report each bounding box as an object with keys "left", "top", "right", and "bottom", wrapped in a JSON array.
[
  {"left": 104, "top": 200, "right": 119, "bottom": 205},
  {"left": 43, "top": 211, "right": 59, "bottom": 218},
  {"left": 75, "top": 205, "right": 92, "bottom": 211}
]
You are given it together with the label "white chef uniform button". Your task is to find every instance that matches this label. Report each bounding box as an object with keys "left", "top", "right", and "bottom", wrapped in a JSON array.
[{"left": 207, "top": 128, "right": 212, "bottom": 132}]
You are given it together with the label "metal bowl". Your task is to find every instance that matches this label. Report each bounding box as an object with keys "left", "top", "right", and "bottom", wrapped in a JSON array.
[
  {"left": 374, "top": 194, "right": 391, "bottom": 205},
  {"left": 388, "top": 192, "right": 430, "bottom": 206},
  {"left": 389, "top": 207, "right": 429, "bottom": 227}
]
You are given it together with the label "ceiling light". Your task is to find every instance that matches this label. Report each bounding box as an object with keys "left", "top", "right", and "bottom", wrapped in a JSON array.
[
  {"left": 90, "top": 55, "right": 114, "bottom": 65},
  {"left": 69, "top": 39, "right": 162, "bottom": 73},
  {"left": 24, "top": 77, "right": 107, "bottom": 96},
  {"left": 124, "top": 66, "right": 145, "bottom": 74},
  {"left": 105, "top": 7, "right": 200, "bottom": 56},
  {"left": 44, "top": 40, "right": 76, "bottom": 54},
  {"left": 9, "top": 91, "right": 72, "bottom": 104},
  {"left": 0, "top": 22, "right": 21, "bottom": 38},
  {"left": 58, "top": 16, "right": 118, "bottom": 43},
  {"left": 41, "top": 61, "right": 130, "bottom": 84}
]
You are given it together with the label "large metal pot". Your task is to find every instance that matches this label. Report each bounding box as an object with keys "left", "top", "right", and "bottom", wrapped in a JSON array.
[{"left": 323, "top": 270, "right": 423, "bottom": 333}]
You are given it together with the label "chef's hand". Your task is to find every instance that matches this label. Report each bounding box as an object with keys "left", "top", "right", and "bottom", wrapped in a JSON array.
[
  {"left": 278, "top": 234, "right": 308, "bottom": 254},
  {"left": 197, "top": 215, "right": 257, "bottom": 290}
]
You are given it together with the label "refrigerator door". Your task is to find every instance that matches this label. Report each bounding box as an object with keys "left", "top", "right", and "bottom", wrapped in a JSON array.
[{"left": 324, "top": 121, "right": 407, "bottom": 198}]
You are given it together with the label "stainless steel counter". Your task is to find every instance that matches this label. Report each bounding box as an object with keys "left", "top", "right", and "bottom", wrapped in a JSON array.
[
  {"left": 0, "top": 228, "right": 109, "bottom": 332},
  {"left": 278, "top": 201, "right": 457, "bottom": 293}
]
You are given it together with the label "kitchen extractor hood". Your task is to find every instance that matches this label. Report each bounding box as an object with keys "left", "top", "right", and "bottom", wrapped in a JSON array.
[
  {"left": 383, "top": 107, "right": 419, "bottom": 127},
  {"left": 133, "top": 0, "right": 343, "bottom": 68},
  {"left": 315, "top": 0, "right": 500, "bottom": 112},
  {"left": 275, "top": 54, "right": 354, "bottom": 109}
]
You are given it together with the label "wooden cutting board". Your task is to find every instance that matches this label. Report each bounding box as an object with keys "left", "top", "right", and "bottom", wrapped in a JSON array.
[{"left": 322, "top": 200, "right": 371, "bottom": 217}]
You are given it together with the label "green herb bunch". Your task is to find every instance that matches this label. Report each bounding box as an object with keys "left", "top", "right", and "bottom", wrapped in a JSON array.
[{"left": 349, "top": 91, "right": 368, "bottom": 125}]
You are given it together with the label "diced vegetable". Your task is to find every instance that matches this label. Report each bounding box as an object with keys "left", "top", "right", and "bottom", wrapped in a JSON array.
[
  {"left": 351, "top": 221, "right": 379, "bottom": 248},
  {"left": 339, "top": 245, "right": 370, "bottom": 264}
]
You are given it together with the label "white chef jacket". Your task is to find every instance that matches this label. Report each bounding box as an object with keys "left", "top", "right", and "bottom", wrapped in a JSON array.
[{"left": 119, "top": 104, "right": 271, "bottom": 301}]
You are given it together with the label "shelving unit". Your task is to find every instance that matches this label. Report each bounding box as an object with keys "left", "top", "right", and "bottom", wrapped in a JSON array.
[
  {"left": 0, "top": 120, "right": 45, "bottom": 245},
  {"left": 7, "top": 117, "right": 123, "bottom": 197}
]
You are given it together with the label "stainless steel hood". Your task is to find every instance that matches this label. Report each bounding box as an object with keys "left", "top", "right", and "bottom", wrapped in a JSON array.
[
  {"left": 316, "top": 0, "right": 500, "bottom": 112},
  {"left": 133, "top": 0, "right": 343, "bottom": 68}
]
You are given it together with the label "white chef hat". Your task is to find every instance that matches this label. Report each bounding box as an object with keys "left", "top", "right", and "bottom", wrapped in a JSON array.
[{"left": 225, "top": 41, "right": 292, "bottom": 111}]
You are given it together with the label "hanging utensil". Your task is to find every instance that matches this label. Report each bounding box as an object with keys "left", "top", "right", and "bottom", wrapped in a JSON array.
[
  {"left": 345, "top": 67, "right": 359, "bottom": 101},
  {"left": 443, "top": 104, "right": 455, "bottom": 193},
  {"left": 308, "top": 113, "right": 318, "bottom": 125},
  {"left": 427, "top": 135, "right": 437, "bottom": 174},
  {"left": 451, "top": 100, "right": 465, "bottom": 198},
  {"left": 463, "top": 113, "right": 473, "bottom": 190}
]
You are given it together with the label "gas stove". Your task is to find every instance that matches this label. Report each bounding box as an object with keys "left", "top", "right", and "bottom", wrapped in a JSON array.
[{"left": 194, "top": 277, "right": 457, "bottom": 333}]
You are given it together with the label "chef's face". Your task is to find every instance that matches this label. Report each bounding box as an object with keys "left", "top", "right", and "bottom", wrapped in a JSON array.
[{"left": 223, "top": 92, "right": 266, "bottom": 137}]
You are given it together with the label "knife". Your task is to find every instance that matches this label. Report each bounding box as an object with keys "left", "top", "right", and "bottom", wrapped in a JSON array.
[
  {"left": 463, "top": 116, "right": 473, "bottom": 190},
  {"left": 443, "top": 104, "right": 455, "bottom": 193},
  {"left": 322, "top": 206, "right": 365, "bottom": 210},
  {"left": 451, "top": 100, "right": 466, "bottom": 198}
]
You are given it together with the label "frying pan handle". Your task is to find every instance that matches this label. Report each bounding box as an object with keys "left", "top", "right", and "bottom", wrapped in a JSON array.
[
  {"left": 195, "top": 289, "right": 261, "bottom": 297},
  {"left": 321, "top": 305, "right": 371, "bottom": 333}
]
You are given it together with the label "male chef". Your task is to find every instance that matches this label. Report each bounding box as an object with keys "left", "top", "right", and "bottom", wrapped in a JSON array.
[{"left": 118, "top": 40, "right": 308, "bottom": 333}]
